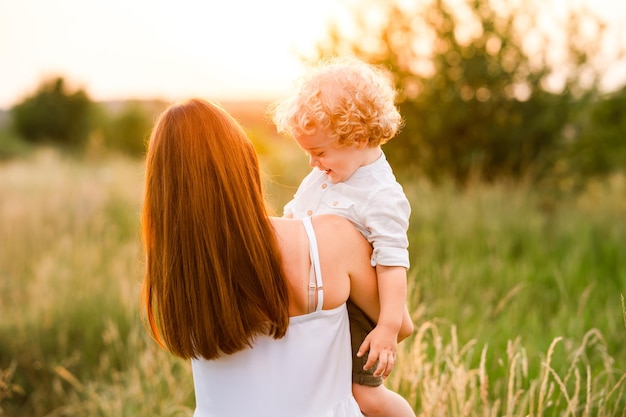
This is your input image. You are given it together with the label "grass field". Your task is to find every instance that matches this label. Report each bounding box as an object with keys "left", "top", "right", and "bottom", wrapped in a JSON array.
[{"left": 0, "top": 147, "right": 624, "bottom": 416}]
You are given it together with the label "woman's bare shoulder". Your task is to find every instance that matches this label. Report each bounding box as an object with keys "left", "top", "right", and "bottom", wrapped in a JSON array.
[{"left": 270, "top": 214, "right": 369, "bottom": 253}]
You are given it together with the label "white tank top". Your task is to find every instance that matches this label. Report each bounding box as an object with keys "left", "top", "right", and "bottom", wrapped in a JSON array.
[{"left": 191, "top": 217, "right": 364, "bottom": 417}]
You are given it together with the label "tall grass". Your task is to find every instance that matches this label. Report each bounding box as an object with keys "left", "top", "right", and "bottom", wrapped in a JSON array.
[
  {"left": 0, "top": 149, "right": 624, "bottom": 416},
  {"left": 403, "top": 176, "right": 626, "bottom": 372},
  {"left": 0, "top": 149, "right": 195, "bottom": 416}
]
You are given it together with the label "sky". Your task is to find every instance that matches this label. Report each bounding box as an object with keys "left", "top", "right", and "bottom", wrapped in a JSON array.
[
  {"left": 1, "top": 0, "right": 625, "bottom": 110},
  {"left": 0, "top": 0, "right": 352, "bottom": 109}
]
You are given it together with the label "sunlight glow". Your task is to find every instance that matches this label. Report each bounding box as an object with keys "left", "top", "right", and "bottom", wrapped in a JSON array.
[
  {"left": 0, "top": 0, "right": 624, "bottom": 109},
  {"left": 0, "top": 0, "right": 346, "bottom": 108}
]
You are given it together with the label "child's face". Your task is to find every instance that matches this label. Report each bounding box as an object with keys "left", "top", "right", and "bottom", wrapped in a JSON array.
[{"left": 294, "top": 129, "right": 369, "bottom": 183}]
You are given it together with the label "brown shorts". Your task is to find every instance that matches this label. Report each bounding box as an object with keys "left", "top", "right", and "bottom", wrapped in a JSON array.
[{"left": 347, "top": 299, "right": 383, "bottom": 387}]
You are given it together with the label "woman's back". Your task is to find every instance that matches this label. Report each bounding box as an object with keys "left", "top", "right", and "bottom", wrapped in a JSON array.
[
  {"left": 191, "top": 217, "right": 364, "bottom": 417},
  {"left": 192, "top": 305, "right": 359, "bottom": 416}
]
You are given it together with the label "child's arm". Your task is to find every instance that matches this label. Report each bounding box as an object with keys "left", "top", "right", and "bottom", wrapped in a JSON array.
[{"left": 357, "top": 265, "right": 409, "bottom": 378}]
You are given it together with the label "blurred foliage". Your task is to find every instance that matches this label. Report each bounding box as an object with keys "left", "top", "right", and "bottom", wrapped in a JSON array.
[
  {"left": 6, "top": 79, "right": 166, "bottom": 158},
  {"left": 566, "top": 86, "right": 626, "bottom": 180},
  {"left": 0, "top": 127, "right": 32, "bottom": 160},
  {"left": 95, "top": 101, "right": 157, "bottom": 157},
  {"left": 312, "top": 0, "right": 626, "bottom": 185},
  {"left": 11, "top": 77, "right": 92, "bottom": 150}
]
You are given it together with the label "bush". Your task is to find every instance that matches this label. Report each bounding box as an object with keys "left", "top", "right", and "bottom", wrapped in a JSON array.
[
  {"left": 11, "top": 77, "right": 92, "bottom": 150},
  {"left": 101, "top": 102, "right": 154, "bottom": 157},
  {"left": 568, "top": 87, "right": 626, "bottom": 179}
]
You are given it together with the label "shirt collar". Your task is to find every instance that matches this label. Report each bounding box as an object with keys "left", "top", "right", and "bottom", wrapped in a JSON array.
[{"left": 349, "top": 151, "right": 386, "bottom": 179}]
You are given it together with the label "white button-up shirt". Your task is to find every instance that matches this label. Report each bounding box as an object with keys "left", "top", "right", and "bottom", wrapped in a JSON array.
[{"left": 284, "top": 152, "right": 411, "bottom": 268}]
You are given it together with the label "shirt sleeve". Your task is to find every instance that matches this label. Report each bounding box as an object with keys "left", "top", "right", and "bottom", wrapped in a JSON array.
[
  {"left": 283, "top": 169, "right": 316, "bottom": 218},
  {"left": 364, "top": 186, "right": 411, "bottom": 269},
  {"left": 283, "top": 199, "right": 295, "bottom": 217}
]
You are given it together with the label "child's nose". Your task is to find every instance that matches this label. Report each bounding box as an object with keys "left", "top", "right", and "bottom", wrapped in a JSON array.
[{"left": 308, "top": 155, "right": 318, "bottom": 167}]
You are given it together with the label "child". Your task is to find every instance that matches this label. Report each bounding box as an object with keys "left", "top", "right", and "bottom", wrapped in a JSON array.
[{"left": 270, "top": 57, "right": 415, "bottom": 417}]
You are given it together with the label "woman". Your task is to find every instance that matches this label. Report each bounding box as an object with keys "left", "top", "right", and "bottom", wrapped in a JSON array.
[{"left": 141, "top": 98, "right": 414, "bottom": 417}]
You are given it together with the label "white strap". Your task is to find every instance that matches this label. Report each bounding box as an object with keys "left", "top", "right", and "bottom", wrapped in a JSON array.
[{"left": 302, "top": 217, "right": 324, "bottom": 313}]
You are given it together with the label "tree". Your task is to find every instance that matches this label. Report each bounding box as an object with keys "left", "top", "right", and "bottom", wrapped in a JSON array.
[
  {"left": 312, "top": 0, "right": 616, "bottom": 184},
  {"left": 11, "top": 77, "right": 92, "bottom": 150}
]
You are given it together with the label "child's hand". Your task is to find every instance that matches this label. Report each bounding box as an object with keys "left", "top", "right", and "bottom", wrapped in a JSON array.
[{"left": 357, "top": 324, "right": 398, "bottom": 378}]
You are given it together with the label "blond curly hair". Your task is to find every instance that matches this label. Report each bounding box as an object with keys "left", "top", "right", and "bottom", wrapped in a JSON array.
[{"left": 271, "top": 56, "right": 403, "bottom": 147}]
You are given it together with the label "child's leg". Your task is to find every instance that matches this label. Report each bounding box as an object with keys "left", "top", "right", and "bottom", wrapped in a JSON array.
[
  {"left": 352, "top": 383, "right": 416, "bottom": 417},
  {"left": 347, "top": 300, "right": 416, "bottom": 417}
]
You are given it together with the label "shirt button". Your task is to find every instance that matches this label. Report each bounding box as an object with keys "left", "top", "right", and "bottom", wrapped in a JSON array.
[
  {"left": 307, "top": 210, "right": 313, "bottom": 216},
  {"left": 332, "top": 201, "right": 338, "bottom": 206},
  {"left": 321, "top": 183, "right": 327, "bottom": 189}
]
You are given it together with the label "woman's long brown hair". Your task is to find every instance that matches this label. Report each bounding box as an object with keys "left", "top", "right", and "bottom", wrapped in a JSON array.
[{"left": 141, "top": 98, "right": 289, "bottom": 360}]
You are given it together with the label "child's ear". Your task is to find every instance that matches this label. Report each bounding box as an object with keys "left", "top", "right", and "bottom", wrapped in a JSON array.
[{"left": 356, "top": 138, "right": 369, "bottom": 149}]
